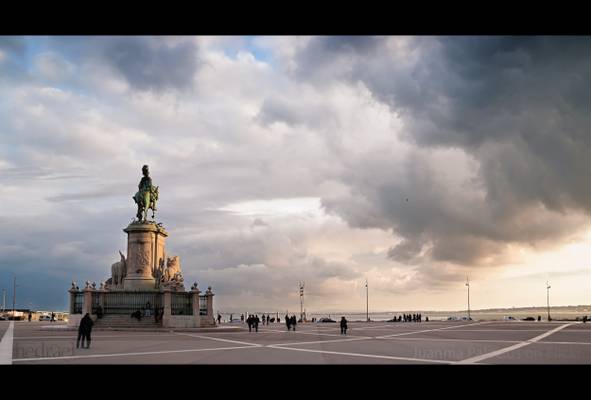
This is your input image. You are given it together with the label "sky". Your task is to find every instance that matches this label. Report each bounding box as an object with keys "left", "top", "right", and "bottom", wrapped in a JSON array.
[{"left": 1, "top": 36, "right": 591, "bottom": 313}]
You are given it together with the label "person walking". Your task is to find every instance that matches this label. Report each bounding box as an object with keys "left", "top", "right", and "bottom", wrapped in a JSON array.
[
  {"left": 241, "top": 314, "right": 244, "bottom": 323},
  {"left": 254, "top": 315, "right": 260, "bottom": 332},
  {"left": 285, "top": 314, "right": 291, "bottom": 331},
  {"left": 77, "top": 313, "right": 94, "bottom": 349},
  {"left": 291, "top": 315, "right": 297, "bottom": 331},
  {"left": 28, "top": 312, "right": 32, "bottom": 322},
  {"left": 217, "top": 313, "right": 222, "bottom": 324},
  {"left": 51, "top": 312, "right": 56, "bottom": 323},
  {"left": 247, "top": 315, "right": 253, "bottom": 332},
  {"left": 340, "top": 316, "right": 348, "bottom": 335}
]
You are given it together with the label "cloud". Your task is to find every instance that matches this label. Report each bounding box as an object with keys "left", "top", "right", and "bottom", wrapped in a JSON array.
[
  {"left": 32, "top": 52, "right": 76, "bottom": 82},
  {"left": 290, "top": 36, "right": 591, "bottom": 278},
  {"left": 100, "top": 37, "right": 199, "bottom": 92},
  {"left": 42, "top": 36, "right": 200, "bottom": 93},
  {"left": 0, "top": 36, "right": 28, "bottom": 81},
  {"left": 3, "top": 36, "right": 591, "bottom": 311}
]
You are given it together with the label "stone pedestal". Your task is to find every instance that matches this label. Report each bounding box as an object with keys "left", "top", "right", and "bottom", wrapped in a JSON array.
[
  {"left": 191, "top": 288, "right": 201, "bottom": 328},
  {"left": 83, "top": 288, "right": 93, "bottom": 315},
  {"left": 123, "top": 222, "right": 168, "bottom": 291}
]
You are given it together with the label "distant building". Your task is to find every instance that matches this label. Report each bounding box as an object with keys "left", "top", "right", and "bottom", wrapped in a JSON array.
[{"left": 0, "top": 309, "right": 69, "bottom": 321}]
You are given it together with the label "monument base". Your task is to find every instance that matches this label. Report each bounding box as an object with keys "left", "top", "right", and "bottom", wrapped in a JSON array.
[
  {"left": 123, "top": 221, "right": 168, "bottom": 291},
  {"left": 123, "top": 276, "right": 157, "bottom": 291}
]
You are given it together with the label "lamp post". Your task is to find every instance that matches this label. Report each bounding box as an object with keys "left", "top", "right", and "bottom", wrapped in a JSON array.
[
  {"left": 299, "top": 282, "right": 304, "bottom": 322},
  {"left": 366, "top": 279, "right": 369, "bottom": 322},
  {"left": 2, "top": 288, "right": 5, "bottom": 312},
  {"left": 466, "top": 276, "right": 470, "bottom": 320},
  {"left": 546, "top": 281, "right": 551, "bottom": 321},
  {"left": 12, "top": 275, "right": 17, "bottom": 319}
]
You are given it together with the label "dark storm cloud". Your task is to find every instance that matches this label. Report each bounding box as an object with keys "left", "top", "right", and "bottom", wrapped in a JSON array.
[
  {"left": 0, "top": 208, "right": 135, "bottom": 309},
  {"left": 0, "top": 36, "right": 28, "bottom": 81},
  {"left": 296, "top": 36, "right": 591, "bottom": 268},
  {"left": 0, "top": 36, "right": 26, "bottom": 56},
  {"left": 44, "top": 36, "right": 200, "bottom": 92},
  {"left": 101, "top": 37, "right": 199, "bottom": 92},
  {"left": 294, "top": 36, "right": 386, "bottom": 81}
]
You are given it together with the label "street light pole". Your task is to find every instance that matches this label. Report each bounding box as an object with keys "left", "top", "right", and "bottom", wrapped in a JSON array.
[
  {"left": 12, "top": 275, "right": 16, "bottom": 319},
  {"left": 299, "top": 282, "right": 304, "bottom": 322},
  {"left": 2, "top": 288, "right": 5, "bottom": 312},
  {"left": 546, "top": 281, "right": 551, "bottom": 321},
  {"left": 466, "top": 276, "right": 470, "bottom": 320},
  {"left": 366, "top": 279, "right": 369, "bottom": 322}
]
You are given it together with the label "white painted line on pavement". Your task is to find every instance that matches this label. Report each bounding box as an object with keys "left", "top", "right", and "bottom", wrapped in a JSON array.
[
  {"left": 268, "top": 345, "right": 455, "bottom": 364},
  {"left": 0, "top": 322, "right": 14, "bottom": 365},
  {"left": 380, "top": 337, "right": 522, "bottom": 344},
  {"left": 538, "top": 340, "right": 591, "bottom": 346},
  {"left": 267, "top": 336, "right": 372, "bottom": 347},
  {"left": 425, "top": 329, "right": 548, "bottom": 332},
  {"left": 15, "top": 334, "right": 178, "bottom": 340},
  {"left": 259, "top": 328, "right": 361, "bottom": 338},
  {"left": 13, "top": 345, "right": 258, "bottom": 363},
  {"left": 342, "top": 324, "right": 393, "bottom": 330},
  {"left": 375, "top": 321, "right": 493, "bottom": 339},
  {"left": 174, "top": 332, "right": 261, "bottom": 347},
  {"left": 457, "top": 323, "right": 573, "bottom": 364}
]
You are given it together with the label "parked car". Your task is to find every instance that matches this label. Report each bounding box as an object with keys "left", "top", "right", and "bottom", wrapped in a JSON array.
[
  {"left": 522, "top": 316, "right": 536, "bottom": 321},
  {"left": 461, "top": 316, "right": 473, "bottom": 321},
  {"left": 446, "top": 316, "right": 459, "bottom": 321},
  {"left": 317, "top": 317, "right": 336, "bottom": 323},
  {"left": 503, "top": 316, "right": 517, "bottom": 321},
  {"left": 39, "top": 315, "right": 52, "bottom": 321},
  {"left": 0, "top": 315, "right": 8, "bottom": 321}
]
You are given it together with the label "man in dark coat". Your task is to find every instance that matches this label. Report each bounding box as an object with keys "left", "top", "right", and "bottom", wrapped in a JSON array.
[
  {"left": 340, "top": 316, "right": 348, "bottom": 335},
  {"left": 291, "top": 315, "right": 297, "bottom": 331},
  {"left": 77, "top": 313, "right": 94, "bottom": 349},
  {"left": 254, "top": 315, "right": 260, "bottom": 332},
  {"left": 285, "top": 314, "right": 291, "bottom": 331}
]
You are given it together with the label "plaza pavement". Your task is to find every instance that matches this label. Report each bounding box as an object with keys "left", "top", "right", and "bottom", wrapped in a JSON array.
[{"left": 2, "top": 319, "right": 591, "bottom": 364}]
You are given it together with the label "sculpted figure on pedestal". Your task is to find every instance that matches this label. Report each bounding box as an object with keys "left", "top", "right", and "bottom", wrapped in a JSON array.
[{"left": 111, "top": 250, "right": 127, "bottom": 288}]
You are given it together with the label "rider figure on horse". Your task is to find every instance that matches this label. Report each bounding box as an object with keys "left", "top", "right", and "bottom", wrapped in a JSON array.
[{"left": 133, "top": 165, "right": 158, "bottom": 221}]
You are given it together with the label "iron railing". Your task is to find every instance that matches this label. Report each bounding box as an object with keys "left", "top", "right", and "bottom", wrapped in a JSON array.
[
  {"left": 101, "top": 291, "right": 163, "bottom": 315},
  {"left": 71, "top": 292, "right": 84, "bottom": 314},
  {"left": 199, "top": 295, "right": 208, "bottom": 316},
  {"left": 171, "top": 293, "right": 193, "bottom": 315}
]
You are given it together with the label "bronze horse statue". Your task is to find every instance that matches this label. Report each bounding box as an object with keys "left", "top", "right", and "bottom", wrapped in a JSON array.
[
  {"left": 133, "top": 165, "right": 159, "bottom": 222},
  {"left": 134, "top": 185, "right": 158, "bottom": 221}
]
